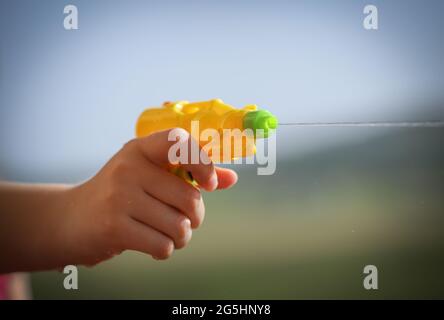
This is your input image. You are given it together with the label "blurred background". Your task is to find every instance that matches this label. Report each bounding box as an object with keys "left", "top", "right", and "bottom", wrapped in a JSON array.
[{"left": 1, "top": 0, "right": 443, "bottom": 299}]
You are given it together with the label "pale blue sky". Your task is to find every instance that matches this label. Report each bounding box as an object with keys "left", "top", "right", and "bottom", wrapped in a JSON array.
[{"left": 1, "top": 0, "right": 443, "bottom": 181}]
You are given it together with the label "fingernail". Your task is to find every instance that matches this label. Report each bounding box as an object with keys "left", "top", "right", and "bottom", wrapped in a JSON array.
[
  {"left": 208, "top": 174, "right": 218, "bottom": 191},
  {"left": 184, "top": 227, "right": 193, "bottom": 243}
]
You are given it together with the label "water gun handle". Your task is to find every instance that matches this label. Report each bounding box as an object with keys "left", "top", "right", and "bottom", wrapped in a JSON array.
[{"left": 170, "top": 166, "right": 199, "bottom": 188}]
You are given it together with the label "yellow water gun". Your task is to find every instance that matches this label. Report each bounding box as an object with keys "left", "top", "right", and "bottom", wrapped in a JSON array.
[{"left": 136, "top": 99, "right": 278, "bottom": 184}]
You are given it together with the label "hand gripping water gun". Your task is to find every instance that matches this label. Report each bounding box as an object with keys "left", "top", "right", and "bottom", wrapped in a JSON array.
[{"left": 135, "top": 99, "right": 278, "bottom": 185}]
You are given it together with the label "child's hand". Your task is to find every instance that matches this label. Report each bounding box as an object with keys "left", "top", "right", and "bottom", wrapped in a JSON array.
[{"left": 62, "top": 129, "right": 237, "bottom": 266}]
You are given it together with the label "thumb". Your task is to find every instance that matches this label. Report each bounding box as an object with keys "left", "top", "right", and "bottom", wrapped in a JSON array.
[{"left": 136, "top": 128, "right": 218, "bottom": 191}]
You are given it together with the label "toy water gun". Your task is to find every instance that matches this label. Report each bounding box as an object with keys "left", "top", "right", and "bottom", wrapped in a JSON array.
[{"left": 136, "top": 99, "right": 278, "bottom": 185}]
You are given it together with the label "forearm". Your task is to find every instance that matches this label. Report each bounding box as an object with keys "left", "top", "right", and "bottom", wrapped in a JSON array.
[{"left": 0, "top": 182, "right": 73, "bottom": 273}]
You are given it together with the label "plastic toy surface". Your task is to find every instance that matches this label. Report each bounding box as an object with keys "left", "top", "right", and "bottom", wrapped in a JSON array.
[{"left": 136, "top": 99, "right": 278, "bottom": 162}]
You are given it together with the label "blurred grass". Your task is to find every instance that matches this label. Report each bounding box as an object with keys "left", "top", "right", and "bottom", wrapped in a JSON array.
[{"left": 31, "top": 128, "right": 444, "bottom": 299}]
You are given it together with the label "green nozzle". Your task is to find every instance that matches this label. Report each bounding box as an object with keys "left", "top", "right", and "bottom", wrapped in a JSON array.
[{"left": 243, "top": 110, "right": 278, "bottom": 138}]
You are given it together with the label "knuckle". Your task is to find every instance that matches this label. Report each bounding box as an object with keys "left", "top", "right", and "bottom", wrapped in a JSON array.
[
  {"left": 174, "top": 238, "right": 190, "bottom": 250},
  {"left": 123, "top": 138, "right": 139, "bottom": 151},
  {"left": 174, "top": 227, "right": 192, "bottom": 250},
  {"left": 192, "top": 203, "right": 204, "bottom": 228},
  {"left": 182, "top": 188, "right": 203, "bottom": 227},
  {"left": 156, "top": 239, "right": 174, "bottom": 260},
  {"left": 183, "top": 187, "right": 201, "bottom": 212},
  {"left": 103, "top": 183, "right": 124, "bottom": 208},
  {"left": 195, "top": 201, "right": 205, "bottom": 228},
  {"left": 184, "top": 199, "right": 204, "bottom": 228},
  {"left": 175, "top": 216, "right": 191, "bottom": 239},
  {"left": 105, "top": 161, "right": 134, "bottom": 190},
  {"left": 110, "top": 159, "right": 132, "bottom": 178}
]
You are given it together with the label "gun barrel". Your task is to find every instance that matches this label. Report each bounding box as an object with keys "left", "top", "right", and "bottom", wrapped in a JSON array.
[{"left": 242, "top": 110, "right": 278, "bottom": 138}]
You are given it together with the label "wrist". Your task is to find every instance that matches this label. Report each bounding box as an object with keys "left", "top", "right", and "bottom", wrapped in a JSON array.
[
  {"left": 49, "top": 183, "right": 89, "bottom": 268},
  {"left": 35, "top": 184, "right": 78, "bottom": 270}
]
